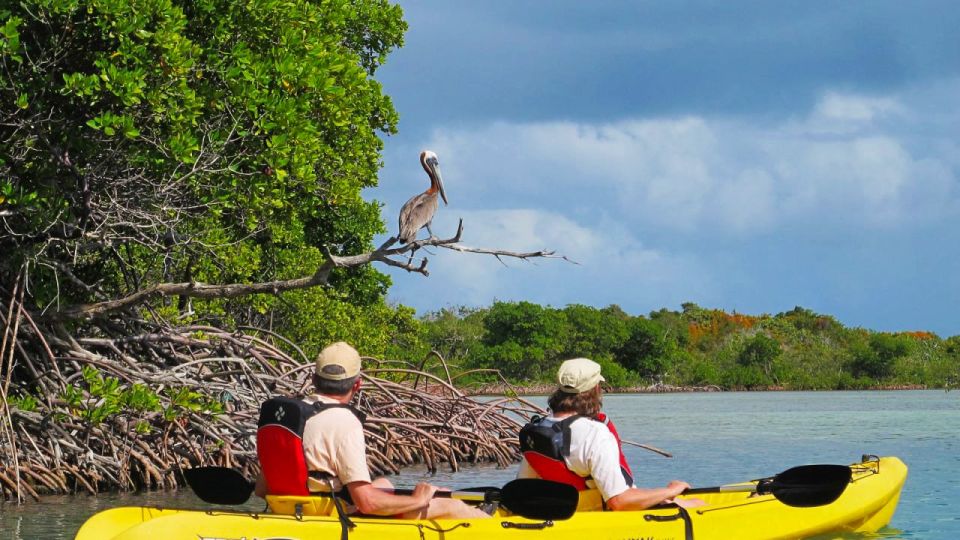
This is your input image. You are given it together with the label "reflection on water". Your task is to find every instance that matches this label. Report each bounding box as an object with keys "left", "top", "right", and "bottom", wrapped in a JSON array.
[
  {"left": 0, "top": 489, "right": 257, "bottom": 539},
  {"left": 1, "top": 390, "right": 957, "bottom": 539}
]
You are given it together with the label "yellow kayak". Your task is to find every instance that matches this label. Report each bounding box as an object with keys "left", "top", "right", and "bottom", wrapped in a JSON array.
[{"left": 76, "top": 455, "right": 906, "bottom": 540}]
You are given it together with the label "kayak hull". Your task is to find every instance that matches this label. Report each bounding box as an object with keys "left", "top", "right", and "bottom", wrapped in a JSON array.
[{"left": 76, "top": 455, "right": 907, "bottom": 540}]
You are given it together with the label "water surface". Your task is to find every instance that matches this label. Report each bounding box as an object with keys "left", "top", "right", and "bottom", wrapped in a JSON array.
[{"left": 1, "top": 390, "right": 956, "bottom": 539}]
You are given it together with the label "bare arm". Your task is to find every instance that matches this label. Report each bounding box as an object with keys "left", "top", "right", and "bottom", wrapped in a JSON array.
[
  {"left": 346, "top": 481, "right": 436, "bottom": 516},
  {"left": 606, "top": 481, "right": 690, "bottom": 511}
]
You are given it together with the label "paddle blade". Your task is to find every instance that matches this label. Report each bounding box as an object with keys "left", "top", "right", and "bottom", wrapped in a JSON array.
[
  {"left": 762, "top": 464, "right": 852, "bottom": 508},
  {"left": 499, "top": 479, "right": 578, "bottom": 521},
  {"left": 184, "top": 467, "right": 255, "bottom": 505}
]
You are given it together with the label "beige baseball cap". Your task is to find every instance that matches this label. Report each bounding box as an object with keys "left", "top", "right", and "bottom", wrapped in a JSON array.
[
  {"left": 557, "top": 357, "right": 605, "bottom": 393},
  {"left": 315, "top": 342, "right": 361, "bottom": 380}
]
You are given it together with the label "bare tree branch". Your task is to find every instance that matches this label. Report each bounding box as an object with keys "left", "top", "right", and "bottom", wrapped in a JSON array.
[{"left": 41, "top": 219, "right": 571, "bottom": 321}]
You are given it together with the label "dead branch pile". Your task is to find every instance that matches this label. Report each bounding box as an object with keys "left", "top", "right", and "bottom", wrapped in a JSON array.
[{"left": 0, "top": 308, "right": 536, "bottom": 502}]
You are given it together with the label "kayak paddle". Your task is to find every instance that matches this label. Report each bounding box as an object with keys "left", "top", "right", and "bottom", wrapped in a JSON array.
[
  {"left": 183, "top": 467, "right": 255, "bottom": 505},
  {"left": 184, "top": 467, "right": 578, "bottom": 520},
  {"left": 684, "top": 463, "right": 852, "bottom": 507},
  {"left": 499, "top": 478, "right": 578, "bottom": 520}
]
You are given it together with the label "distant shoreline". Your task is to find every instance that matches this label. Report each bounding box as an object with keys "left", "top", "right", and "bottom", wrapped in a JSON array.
[{"left": 464, "top": 383, "right": 934, "bottom": 396}]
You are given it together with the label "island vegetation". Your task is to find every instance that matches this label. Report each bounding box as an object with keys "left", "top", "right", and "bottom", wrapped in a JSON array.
[{"left": 408, "top": 301, "right": 960, "bottom": 392}]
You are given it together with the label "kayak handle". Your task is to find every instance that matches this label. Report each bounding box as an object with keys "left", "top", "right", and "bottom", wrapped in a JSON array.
[{"left": 502, "top": 521, "right": 554, "bottom": 530}]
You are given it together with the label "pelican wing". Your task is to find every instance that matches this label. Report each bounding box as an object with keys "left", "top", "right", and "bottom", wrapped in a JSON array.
[{"left": 398, "top": 192, "right": 439, "bottom": 243}]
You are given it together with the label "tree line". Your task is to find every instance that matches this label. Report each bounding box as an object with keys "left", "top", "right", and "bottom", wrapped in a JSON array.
[{"left": 398, "top": 302, "right": 960, "bottom": 391}]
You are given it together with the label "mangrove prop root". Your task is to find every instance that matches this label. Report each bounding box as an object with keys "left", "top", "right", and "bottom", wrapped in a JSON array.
[{"left": 0, "top": 314, "right": 532, "bottom": 502}]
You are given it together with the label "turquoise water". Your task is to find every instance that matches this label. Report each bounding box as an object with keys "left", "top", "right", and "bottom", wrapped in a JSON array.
[{"left": 1, "top": 390, "right": 957, "bottom": 539}]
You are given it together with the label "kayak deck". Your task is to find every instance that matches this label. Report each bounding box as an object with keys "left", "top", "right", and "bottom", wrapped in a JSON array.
[{"left": 76, "top": 455, "right": 907, "bottom": 540}]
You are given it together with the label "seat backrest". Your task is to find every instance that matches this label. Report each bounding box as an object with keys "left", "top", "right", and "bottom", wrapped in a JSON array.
[
  {"left": 257, "top": 396, "right": 322, "bottom": 496},
  {"left": 265, "top": 494, "right": 336, "bottom": 516}
]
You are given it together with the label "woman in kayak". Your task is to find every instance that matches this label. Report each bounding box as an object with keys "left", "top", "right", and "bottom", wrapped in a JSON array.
[{"left": 517, "top": 357, "right": 705, "bottom": 510}]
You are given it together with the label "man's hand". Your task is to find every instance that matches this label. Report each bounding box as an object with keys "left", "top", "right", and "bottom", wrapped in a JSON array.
[
  {"left": 412, "top": 482, "right": 439, "bottom": 507},
  {"left": 666, "top": 480, "right": 691, "bottom": 497}
]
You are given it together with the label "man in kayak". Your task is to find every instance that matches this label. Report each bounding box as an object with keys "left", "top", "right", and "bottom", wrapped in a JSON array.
[
  {"left": 517, "top": 357, "right": 704, "bottom": 510},
  {"left": 254, "top": 341, "right": 489, "bottom": 519}
]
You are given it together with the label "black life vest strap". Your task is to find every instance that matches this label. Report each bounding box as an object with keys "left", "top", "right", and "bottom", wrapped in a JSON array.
[
  {"left": 308, "top": 471, "right": 353, "bottom": 502},
  {"left": 519, "top": 414, "right": 586, "bottom": 457},
  {"left": 547, "top": 415, "right": 591, "bottom": 482},
  {"left": 309, "top": 400, "right": 367, "bottom": 425},
  {"left": 257, "top": 396, "right": 366, "bottom": 430},
  {"left": 556, "top": 415, "right": 583, "bottom": 456}
]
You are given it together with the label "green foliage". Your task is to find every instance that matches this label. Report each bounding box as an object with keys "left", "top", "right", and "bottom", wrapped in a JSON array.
[
  {"left": 848, "top": 333, "right": 912, "bottom": 380},
  {"left": 671, "top": 349, "right": 718, "bottom": 386},
  {"left": 74, "top": 366, "right": 125, "bottom": 424},
  {"left": 723, "top": 365, "right": 768, "bottom": 389},
  {"left": 271, "top": 285, "right": 421, "bottom": 362},
  {"left": 9, "top": 393, "right": 39, "bottom": 412},
  {"left": 162, "top": 386, "right": 223, "bottom": 420},
  {"left": 0, "top": 17, "right": 22, "bottom": 75},
  {"left": 738, "top": 333, "right": 781, "bottom": 368},
  {"left": 123, "top": 383, "right": 161, "bottom": 412},
  {"left": 871, "top": 333, "right": 913, "bottom": 361},
  {"left": 776, "top": 306, "right": 843, "bottom": 336},
  {"left": 1, "top": 0, "right": 410, "bottom": 353},
  {"left": 594, "top": 355, "right": 638, "bottom": 388},
  {"left": 57, "top": 366, "right": 221, "bottom": 428},
  {"left": 563, "top": 303, "right": 629, "bottom": 358},
  {"left": 418, "top": 306, "right": 487, "bottom": 367},
  {"left": 649, "top": 307, "right": 691, "bottom": 347},
  {"left": 945, "top": 336, "right": 960, "bottom": 357},
  {"left": 475, "top": 341, "right": 540, "bottom": 381},
  {"left": 480, "top": 302, "right": 571, "bottom": 381},
  {"left": 615, "top": 318, "right": 672, "bottom": 381},
  {"left": 416, "top": 302, "right": 958, "bottom": 390}
]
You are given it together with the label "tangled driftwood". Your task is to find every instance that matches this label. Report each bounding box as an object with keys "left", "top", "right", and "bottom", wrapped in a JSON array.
[{"left": 0, "top": 299, "right": 539, "bottom": 502}]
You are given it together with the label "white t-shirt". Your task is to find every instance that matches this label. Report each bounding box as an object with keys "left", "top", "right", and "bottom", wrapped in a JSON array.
[
  {"left": 301, "top": 394, "right": 372, "bottom": 492},
  {"left": 517, "top": 415, "right": 633, "bottom": 501}
]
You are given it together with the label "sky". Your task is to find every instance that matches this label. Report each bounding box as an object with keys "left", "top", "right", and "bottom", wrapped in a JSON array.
[{"left": 365, "top": 1, "right": 960, "bottom": 336}]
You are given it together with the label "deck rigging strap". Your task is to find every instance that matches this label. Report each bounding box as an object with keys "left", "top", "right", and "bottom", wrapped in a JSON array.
[
  {"left": 644, "top": 506, "right": 694, "bottom": 540},
  {"left": 326, "top": 477, "right": 356, "bottom": 540}
]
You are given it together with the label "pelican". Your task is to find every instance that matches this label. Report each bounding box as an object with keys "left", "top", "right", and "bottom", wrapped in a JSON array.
[{"left": 398, "top": 150, "right": 447, "bottom": 243}]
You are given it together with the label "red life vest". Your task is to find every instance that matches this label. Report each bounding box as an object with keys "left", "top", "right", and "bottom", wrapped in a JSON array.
[
  {"left": 595, "top": 412, "right": 635, "bottom": 484},
  {"left": 256, "top": 396, "right": 365, "bottom": 496},
  {"left": 519, "top": 414, "right": 634, "bottom": 491}
]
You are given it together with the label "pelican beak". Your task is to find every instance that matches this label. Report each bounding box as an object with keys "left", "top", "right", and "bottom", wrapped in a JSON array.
[{"left": 427, "top": 156, "right": 447, "bottom": 205}]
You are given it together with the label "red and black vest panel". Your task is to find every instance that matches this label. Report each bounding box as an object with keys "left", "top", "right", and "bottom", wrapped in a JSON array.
[
  {"left": 595, "top": 412, "right": 635, "bottom": 486},
  {"left": 256, "top": 396, "right": 365, "bottom": 496},
  {"left": 519, "top": 415, "right": 589, "bottom": 490},
  {"left": 519, "top": 414, "right": 634, "bottom": 491}
]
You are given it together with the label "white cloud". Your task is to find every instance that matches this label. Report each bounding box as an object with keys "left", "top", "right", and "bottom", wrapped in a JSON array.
[
  {"left": 810, "top": 92, "right": 903, "bottom": 125},
  {"left": 418, "top": 90, "right": 958, "bottom": 235},
  {"left": 385, "top": 208, "right": 711, "bottom": 313}
]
